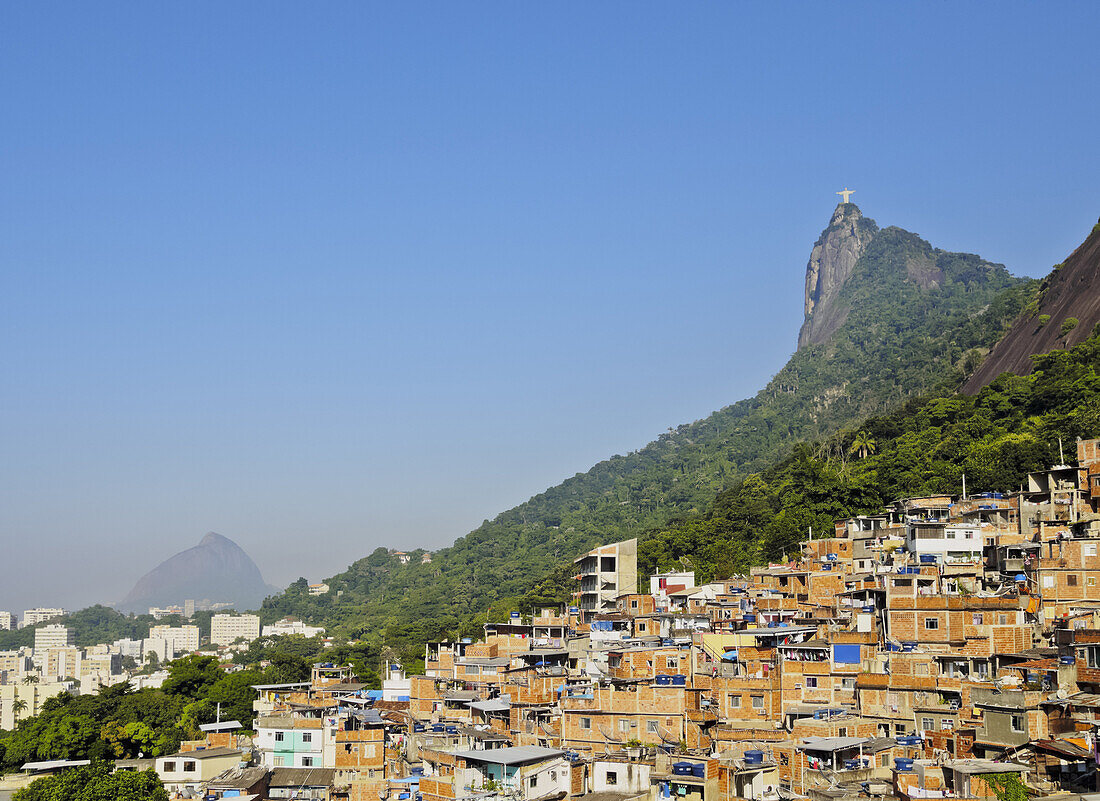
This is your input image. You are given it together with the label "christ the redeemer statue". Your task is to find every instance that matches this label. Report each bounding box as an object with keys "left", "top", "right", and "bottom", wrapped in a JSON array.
[{"left": 837, "top": 187, "right": 855, "bottom": 203}]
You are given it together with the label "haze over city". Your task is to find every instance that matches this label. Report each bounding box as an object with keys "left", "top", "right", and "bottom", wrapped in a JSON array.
[{"left": 2, "top": 2, "right": 1099, "bottom": 612}]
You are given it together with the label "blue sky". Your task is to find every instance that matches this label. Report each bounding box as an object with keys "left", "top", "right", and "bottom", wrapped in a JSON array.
[{"left": 2, "top": 3, "right": 1098, "bottom": 611}]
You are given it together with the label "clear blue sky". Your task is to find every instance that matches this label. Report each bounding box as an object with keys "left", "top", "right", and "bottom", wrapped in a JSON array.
[{"left": 2, "top": 2, "right": 1098, "bottom": 611}]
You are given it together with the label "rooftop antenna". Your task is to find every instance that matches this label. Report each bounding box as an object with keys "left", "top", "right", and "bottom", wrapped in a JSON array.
[
  {"left": 1059, "top": 437, "right": 1065, "bottom": 465},
  {"left": 962, "top": 473, "right": 967, "bottom": 501}
]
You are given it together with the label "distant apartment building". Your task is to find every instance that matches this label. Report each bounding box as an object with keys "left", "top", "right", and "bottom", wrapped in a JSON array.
[
  {"left": 308, "top": 583, "right": 330, "bottom": 596},
  {"left": 149, "top": 605, "right": 185, "bottom": 619},
  {"left": 113, "top": 638, "right": 145, "bottom": 659},
  {"left": 21, "top": 608, "right": 67, "bottom": 628},
  {"left": 262, "top": 618, "right": 325, "bottom": 638},
  {"left": 574, "top": 538, "right": 637, "bottom": 621},
  {"left": 210, "top": 613, "right": 261, "bottom": 646},
  {"left": 34, "top": 623, "right": 74, "bottom": 651},
  {"left": 142, "top": 637, "right": 176, "bottom": 664},
  {"left": 1, "top": 680, "right": 75, "bottom": 730},
  {"left": 0, "top": 611, "right": 14, "bottom": 631},
  {"left": 183, "top": 599, "right": 196, "bottom": 617},
  {"left": 149, "top": 624, "right": 200, "bottom": 653}
]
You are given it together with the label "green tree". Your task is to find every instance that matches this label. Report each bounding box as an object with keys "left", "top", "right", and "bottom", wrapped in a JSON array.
[
  {"left": 1061, "top": 317, "right": 1079, "bottom": 336},
  {"left": 848, "top": 431, "right": 877, "bottom": 459},
  {"left": 13, "top": 761, "right": 168, "bottom": 801}
]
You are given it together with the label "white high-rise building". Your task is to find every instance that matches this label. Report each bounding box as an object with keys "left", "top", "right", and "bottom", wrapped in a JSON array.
[
  {"left": 22, "top": 608, "right": 67, "bottom": 628},
  {"left": 148, "top": 625, "right": 200, "bottom": 653},
  {"left": 34, "top": 624, "right": 74, "bottom": 651},
  {"left": 0, "top": 611, "right": 14, "bottom": 630},
  {"left": 209, "top": 614, "right": 260, "bottom": 646}
]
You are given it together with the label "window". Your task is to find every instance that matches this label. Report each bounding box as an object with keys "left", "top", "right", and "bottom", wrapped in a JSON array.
[
  {"left": 273, "top": 756, "right": 285, "bottom": 767},
  {"left": 1091, "top": 577, "right": 1098, "bottom": 588},
  {"left": 751, "top": 695, "right": 764, "bottom": 709},
  {"left": 647, "top": 721, "right": 659, "bottom": 734},
  {"left": 924, "top": 618, "right": 939, "bottom": 630},
  {"left": 302, "top": 756, "right": 314, "bottom": 767},
  {"left": 915, "top": 664, "right": 929, "bottom": 676},
  {"left": 842, "top": 678, "right": 856, "bottom": 690},
  {"left": 1085, "top": 544, "right": 1097, "bottom": 557},
  {"left": 580, "top": 717, "right": 591, "bottom": 730},
  {"left": 631, "top": 600, "right": 639, "bottom": 609},
  {"left": 619, "top": 720, "right": 630, "bottom": 733},
  {"left": 667, "top": 658, "right": 678, "bottom": 669},
  {"left": 302, "top": 732, "right": 312, "bottom": 743},
  {"left": 972, "top": 613, "right": 983, "bottom": 625},
  {"left": 1011, "top": 714, "right": 1025, "bottom": 733},
  {"left": 837, "top": 727, "right": 847, "bottom": 737},
  {"left": 275, "top": 731, "right": 285, "bottom": 742},
  {"left": 921, "top": 717, "right": 934, "bottom": 731},
  {"left": 163, "top": 762, "right": 176, "bottom": 772},
  {"left": 1043, "top": 575, "right": 1055, "bottom": 588},
  {"left": 606, "top": 771, "right": 618, "bottom": 786},
  {"left": 998, "top": 615, "right": 1008, "bottom": 625},
  {"left": 729, "top": 694, "right": 741, "bottom": 709},
  {"left": 530, "top": 777, "right": 538, "bottom": 790},
  {"left": 601, "top": 557, "right": 616, "bottom": 572},
  {"left": 183, "top": 761, "right": 196, "bottom": 773},
  {"left": 805, "top": 677, "right": 818, "bottom": 688},
  {"left": 879, "top": 754, "right": 889, "bottom": 767}
]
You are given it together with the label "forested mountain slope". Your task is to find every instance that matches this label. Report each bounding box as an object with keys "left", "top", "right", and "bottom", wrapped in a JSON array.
[
  {"left": 261, "top": 203, "right": 1033, "bottom": 646},
  {"left": 639, "top": 329, "right": 1100, "bottom": 581}
]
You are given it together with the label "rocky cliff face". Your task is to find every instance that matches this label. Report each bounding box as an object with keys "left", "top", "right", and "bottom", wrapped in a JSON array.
[
  {"left": 798, "top": 203, "right": 878, "bottom": 349},
  {"left": 962, "top": 218, "right": 1100, "bottom": 393},
  {"left": 118, "top": 531, "right": 276, "bottom": 613}
]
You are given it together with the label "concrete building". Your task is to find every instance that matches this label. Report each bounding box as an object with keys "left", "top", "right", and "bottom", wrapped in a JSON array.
[
  {"left": 0, "top": 611, "right": 14, "bottom": 631},
  {"left": 1, "top": 680, "right": 75, "bottom": 730},
  {"left": 155, "top": 747, "right": 244, "bottom": 796},
  {"left": 148, "top": 624, "right": 200, "bottom": 654},
  {"left": 210, "top": 613, "right": 261, "bottom": 646},
  {"left": 256, "top": 714, "right": 325, "bottom": 768},
  {"left": 141, "top": 637, "right": 176, "bottom": 664},
  {"left": 34, "top": 624, "right": 74, "bottom": 652},
  {"left": 574, "top": 538, "right": 638, "bottom": 621},
  {"left": 262, "top": 618, "right": 326, "bottom": 638},
  {"left": 21, "top": 608, "right": 67, "bottom": 628}
]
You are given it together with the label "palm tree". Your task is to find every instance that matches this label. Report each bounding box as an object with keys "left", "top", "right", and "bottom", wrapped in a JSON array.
[
  {"left": 848, "top": 431, "right": 877, "bottom": 460},
  {"left": 21, "top": 674, "right": 39, "bottom": 685},
  {"left": 11, "top": 698, "right": 28, "bottom": 716}
]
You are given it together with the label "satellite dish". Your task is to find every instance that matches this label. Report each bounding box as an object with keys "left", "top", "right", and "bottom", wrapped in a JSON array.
[{"left": 138, "top": 751, "right": 144, "bottom": 758}]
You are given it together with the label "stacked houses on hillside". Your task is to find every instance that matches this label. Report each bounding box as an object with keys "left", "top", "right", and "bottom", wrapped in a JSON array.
[{"left": 84, "top": 438, "right": 1100, "bottom": 800}]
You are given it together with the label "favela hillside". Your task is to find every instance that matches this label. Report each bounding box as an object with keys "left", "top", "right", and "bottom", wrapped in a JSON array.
[{"left": 5, "top": 206, "right": 1100, "bottom": 801}]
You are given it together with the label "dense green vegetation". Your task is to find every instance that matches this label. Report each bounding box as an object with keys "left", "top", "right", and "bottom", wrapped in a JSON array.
[
  {"left": 13, "top": 761, "right": 167, "bottom": 801},
  {"left": 0, "top": 655, "right": 306, "bottom": 773},
  {"left": 260, "top": 221, "right": 1033, "bottom": 644},
  {"left": 638, "top": 328, "right": 1100, "bottom": 579}
]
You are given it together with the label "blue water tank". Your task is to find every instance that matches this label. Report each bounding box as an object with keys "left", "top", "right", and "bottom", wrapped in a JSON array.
[
  {"left": 743, "top": 614, "right": 756, "bottom": 623},
  {"left": 672, "top": 762, "right": 694, "bottom": 775},
  {"left": 744, "top": 750, "right": 763, "bottom": 765},
  {"left": 672, "top": 675, "right": 687, "bottom": 686},
  {"left": 656, "top": 675, "right": 672, "bottom": 686},
  {"left": 1060, "top": 655, "right": 1076, "bottom": 665},
  {"left": 844, "top": 759, "right": 859, "bottom": 770},
  {"left": 692, "top": 763, "right": 706, "bottom": 778},
  {"left": 895, "top": 758, "right": 914, "bottom": 771}
]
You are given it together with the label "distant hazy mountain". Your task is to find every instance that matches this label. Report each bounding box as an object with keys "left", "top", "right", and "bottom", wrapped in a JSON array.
[{"left": 117, "top": 532, "right": 276, "bottom": 613}]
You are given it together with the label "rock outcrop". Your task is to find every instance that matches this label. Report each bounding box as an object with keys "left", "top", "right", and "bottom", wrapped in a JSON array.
[
  {"left": 798, "top": 203, "right": 878, "bottom": 349},
  {"left": 118, "top": 531, "right": 275, "bottom": 613},
  {"left": 962, "top": 218, "right": 1100, "bottom": 393}
]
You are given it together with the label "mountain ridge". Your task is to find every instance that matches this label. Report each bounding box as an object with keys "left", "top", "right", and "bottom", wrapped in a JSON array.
[
  {"left": 118, "top": 532, "right": 276, "bottom": 614},
  {"left": 260, "top": 202, "right": 1033, "bottom": 643},
  {"left": 962, "top": 217, "right": 1100, "bottom": 392}
]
